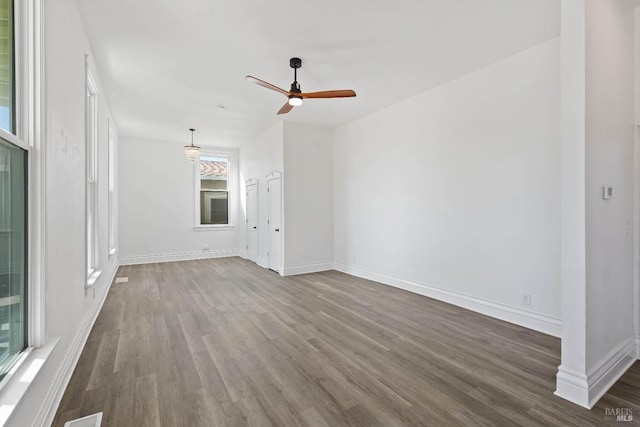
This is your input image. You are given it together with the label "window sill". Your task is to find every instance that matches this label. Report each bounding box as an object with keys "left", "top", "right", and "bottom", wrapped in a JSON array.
[
  {"left": 86, "top": 269, "right": 102, "bottom": 287},
  {"left": 193, "top": 225, "right": 235, "bottom": 231},
  {"left": 0, "top": 338, "right": 59, "bottom": 425}
]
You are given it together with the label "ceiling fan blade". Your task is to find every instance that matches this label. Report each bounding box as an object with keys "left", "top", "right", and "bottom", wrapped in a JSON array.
[
  {"left": 277, "top": 102, "right": 294, "bottom": 115},
  {"left": 245, "top": 76, "right": 290, "bottom": 96},
  {"left": 300, "top": 89, "right": 356, "bottom": 99}
]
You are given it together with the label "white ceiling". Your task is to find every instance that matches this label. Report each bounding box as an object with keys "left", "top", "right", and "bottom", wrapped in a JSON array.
[{"left": 75, "top": 0, "right": 559, "bottom": 147}]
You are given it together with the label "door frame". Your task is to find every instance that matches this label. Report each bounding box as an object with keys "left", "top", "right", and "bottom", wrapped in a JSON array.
[{"left": 266, "top": 170, "right": 283, "bottom": 275}]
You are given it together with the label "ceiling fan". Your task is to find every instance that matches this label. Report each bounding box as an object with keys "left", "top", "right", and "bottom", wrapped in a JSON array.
[{"left": 246, "top": 57, "right": 357, "bottom": 115}]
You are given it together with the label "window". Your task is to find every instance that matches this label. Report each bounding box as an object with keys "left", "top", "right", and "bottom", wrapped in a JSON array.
[
  {"left": 0, "top": 0, "right": 26, "bottom": 381},
  {"left": 86, "top": 66, "right": 100, "bottom": 284},
  {"left": 194, "top": 149, "right": 236, "bottom": 229},
  {"left": 0, "top": 137, "right": 25, "bottom": 381},
  {"left": 0, "top": 0, "right": 48, "bottom": 414},
  {"left": 0, "top": 0, "right": 14, "bottom": 134},
  {"left": 107, "top": 118, "right": 116, "bottom": 256},
  {"left": 198, "top": 154, "right": 229, "bottom": 225}
]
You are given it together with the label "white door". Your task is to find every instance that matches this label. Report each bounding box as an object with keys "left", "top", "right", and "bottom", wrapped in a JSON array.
[
  {"left": 267, "top": 177, "right": 282, "bottom": 273},
  {"left": 246, "top": 183, "right": 258, "bottom": 262}
]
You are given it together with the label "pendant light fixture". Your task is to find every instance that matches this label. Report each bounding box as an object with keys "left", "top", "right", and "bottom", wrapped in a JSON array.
[{"left": 184, "top": 128, "right": 200, "bottom": 162}]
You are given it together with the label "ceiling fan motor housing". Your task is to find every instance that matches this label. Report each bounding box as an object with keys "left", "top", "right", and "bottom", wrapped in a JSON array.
[
  {"left": 289, "top": 57, "right": 302, "bottom": 69},
  {"left": 289, "top": 57, "right": 302, "bottom": 93}
]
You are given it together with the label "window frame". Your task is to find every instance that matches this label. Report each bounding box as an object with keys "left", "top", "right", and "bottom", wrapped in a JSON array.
[
  {"left": 0, "top": 0, "right": 51, "bottom": 410},
  {"left": 107, "top": 117, "right": 116, "bottom": 258},
  {"left": 0, "top": 0, "right": 16, "bottom": 135},
  {"left": 85, "top": 60, "right": 101, "bottom": 287},
  {"left": 193, "top": 148, "right": 236, "bottom": 231},
  {"left": 0, "top": 131, "right": 28, "bottom": 383},
  {"left": 0, "top": 0, "right": 27, "bottom": 383}
]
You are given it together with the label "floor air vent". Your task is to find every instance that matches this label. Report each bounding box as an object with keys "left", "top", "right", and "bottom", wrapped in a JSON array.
[{"left": 64, "top": 412, "right": 102, "bottom": 427}]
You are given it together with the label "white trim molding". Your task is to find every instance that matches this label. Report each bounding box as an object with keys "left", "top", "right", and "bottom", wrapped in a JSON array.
[
  {"left": 192, "top": 225, "right": 235, "bottom": 231},
  {"left": 26, "top": 0, "right": 46, "bottom": 349},
  {"left": 193, "top": 147, "right": 237, "bottom": 228},
  {"left": 0, "top": 339, "right": 58, "bottom": 426},
  {"left": 238, "top": 247, "right": 247, "bottom": 259},
  {"left": 283, "top": 261, "right": 334, "bottom": 276},
  {"left": 257, "top": 257, "right": 268, "bottom": 269},
  {"left": 33, "top": 266, "right": 118, "bottom": 427},
  {"left": 333, "top": 263, "right": 562, "bottom": 337},
  {"left": 555, "top": 366, "right": 590, "bottom": 408},
  {"left": 556, "top": 337, "right": 638, "bottom": 409},
  {"left": 585, "top": 337, "right": 637, "bottom": 408},
  {"left": 119, "top": 248, "right": 238, "bottom": 266},
  {"left": 265, "top": 170, "right": 282, "bottom": 181},
  {"left": 635, "top": 335, "right": 640, "bottom": 359}
]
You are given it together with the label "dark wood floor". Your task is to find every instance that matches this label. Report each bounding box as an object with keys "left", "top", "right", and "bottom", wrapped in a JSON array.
[{"left": 53, "top": 257, "right": 640, "bottom": 426}]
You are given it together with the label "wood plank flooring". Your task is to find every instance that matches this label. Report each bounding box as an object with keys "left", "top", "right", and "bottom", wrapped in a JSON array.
[{"left": 53, "top": 257, "right": 640, "bottom": 426}]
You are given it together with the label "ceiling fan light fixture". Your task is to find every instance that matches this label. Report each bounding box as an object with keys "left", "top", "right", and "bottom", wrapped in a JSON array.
[
  {"left": 288, "top": 96, "right": 303, "bottom": 107},
  {"left": 184, "top": 128, "right": 200, "bottom": 162}
]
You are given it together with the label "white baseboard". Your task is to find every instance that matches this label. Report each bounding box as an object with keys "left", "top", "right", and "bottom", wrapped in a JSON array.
[
  {"left": 33, "top": 265, "right": 118, "bottom": 427},
  {"left": 240, "top": 250, "right": 259, "bottom": 264},
  {"left": 119, "top": 248, "right": 238, "bottom": 265},
  {"left": 257, "top": 257, "right": 268, "bottom": 269},
  {"left": 556, "top": 337, "right": 638, "bottom": 409},
  {"left": 585, "top": 336, "right": 637, "bottom": 408},
  {"left": 333, "top": 263, "right": 561, "bottom": 337},
  {"left": 636, "top": 336, "right": 640, "bottom": 359},
  {"left": 555, "top": 366, "right": 590, "bottom": 408},
  {"left": 283, "top": 261, "right": 333, "bottom": 276}
]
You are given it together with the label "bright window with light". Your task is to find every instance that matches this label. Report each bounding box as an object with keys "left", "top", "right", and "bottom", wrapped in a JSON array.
[
  {"left": 198, "top": 155, "right": 229, "bottom": 225},
  {"left": 107, "top": 118, "right": 116, "bottom": 256},
  {"left": 0, "top": 0, "right": 25, "bottom": 381},
  {"left": 0, "top": 137, "right": 26, "bottom": 381},
  {"left": 0, "top": 0, "right": 14, "bottom": 134}
]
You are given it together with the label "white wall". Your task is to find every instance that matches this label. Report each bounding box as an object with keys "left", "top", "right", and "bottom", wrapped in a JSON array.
[
  {"left": 635, "top": 7, "right": 640, "bottom": 356},
  {"left": 333, "top": 38, "right": 561, "bottom": 334},
  {"left": 238, "top": 122, "right": 283, "bottom": 267},
  {"left": 282, "top": 123, "right": 333, "bottom": 274},
  {"left": 118, "top": 137, "right": 238, "bottom": 264},
  {"left": 556, "top": 0, "right": 639, "bottom": 409},
  {"left": 556, "top": 0, "right": 589, "bottom": 406},
  {"left": 584, "top": 0, "right": 637, "bottom": 370},
  {"left": 8, "top": 0, "right": 119, "bottom": 425}
]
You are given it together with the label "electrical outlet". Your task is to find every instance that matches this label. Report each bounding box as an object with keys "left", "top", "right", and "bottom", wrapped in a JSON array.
[
  {"left": 203, "top": 245, "right": 210, "bottom": 251},
  {"left": 521, "top": 293, "right": 532, "bottom": 306}
]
